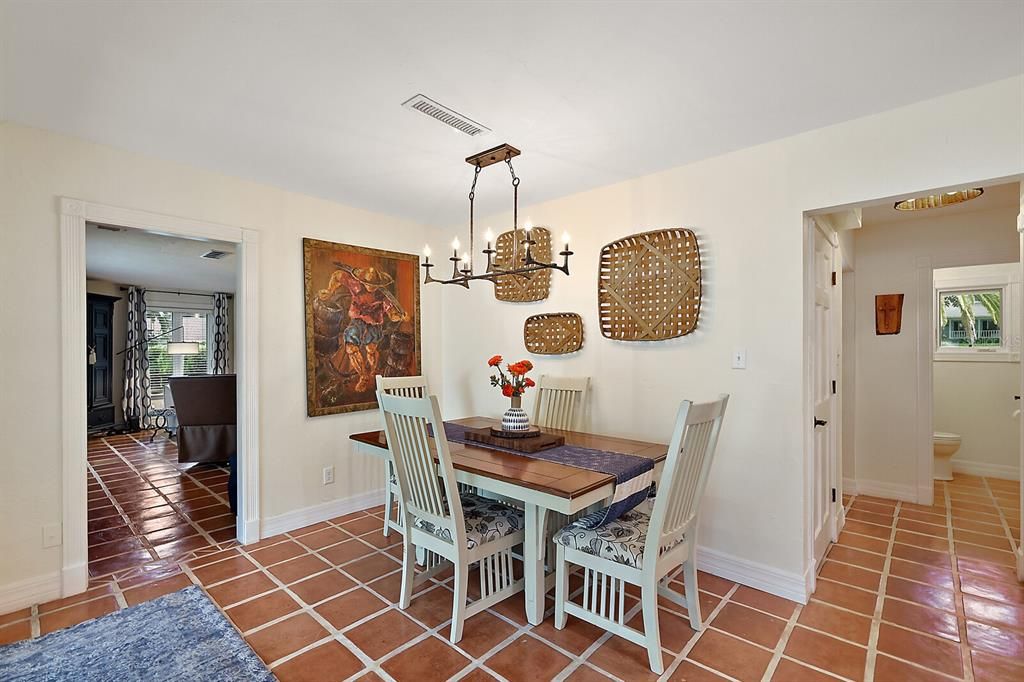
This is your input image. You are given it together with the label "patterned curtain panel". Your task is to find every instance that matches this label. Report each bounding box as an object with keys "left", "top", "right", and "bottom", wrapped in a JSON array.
[
  {"left": 212, "top": 293, "right": 230, "bottom": 374},
  {"left": 122, "top": 286, "right": 151, "bottom": 429}
]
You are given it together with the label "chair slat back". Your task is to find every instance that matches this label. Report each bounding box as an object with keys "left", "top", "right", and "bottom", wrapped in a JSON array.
[
  {"left": 533, "top": 375, "right": 590, "bottom": 431},
  {"left": 645, "top": 395, "right": 729, "bottom": 559},
  {"left": 376, "top": 374, "right": 429, "bottom": 398},
  {"left": 376, "top": 392, "right": 464, "bottom": 545}
]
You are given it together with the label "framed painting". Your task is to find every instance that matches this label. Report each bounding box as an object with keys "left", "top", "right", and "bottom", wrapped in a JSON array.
[{"left": 302, "top": 238, "right": 421, "bottom": 416}]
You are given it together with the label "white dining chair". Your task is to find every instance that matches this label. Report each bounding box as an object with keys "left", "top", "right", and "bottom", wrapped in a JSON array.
[
  {"left": 376, "top": 375, "right": 429, "bottom": 538},
  {"left": 532, "top": 375, "right": 590, "bottom": 431},
  {"left": 553, "top": 395, "right": 729, "bottom": 674},
  {"left": 377, "top": 390, "right": 526, "bottom": 644}
]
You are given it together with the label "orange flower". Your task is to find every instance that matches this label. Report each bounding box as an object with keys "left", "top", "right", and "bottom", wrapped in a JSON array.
[
  {"left": 487, "top": 355, "right": 503, "bottom": 367},
  {"left": 507, "top": 362, "right": 526, "bottom": 376},
  {"left": 519, "top": 360, "right": 534, "bottom": 372},
  {"left": 502, "top": 384, "right": 515, "bottom": 397},
  {"left": 524, "top": 377, "right": 536, "bottom": 388}
]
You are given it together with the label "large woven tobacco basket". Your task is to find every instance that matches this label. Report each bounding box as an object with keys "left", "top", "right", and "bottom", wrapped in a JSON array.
[{"left": 597, "top": 228, "right": 702, "bottom": 341}]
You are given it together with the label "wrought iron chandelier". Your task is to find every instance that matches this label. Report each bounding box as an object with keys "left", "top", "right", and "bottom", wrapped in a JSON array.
[{"left": 422, "top": 143, "right": 572, "bottom": 288}]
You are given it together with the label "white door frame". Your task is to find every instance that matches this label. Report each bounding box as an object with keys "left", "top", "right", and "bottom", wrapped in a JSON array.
[
  {"left": 1018, "top": 184, "right": 1024, "bottom": 581},
  {"left": 59, "top": 197, "right": 261, "bottom": 596},
  {"left": 914, "top": 258, "right": 938, "bottom": 507}
]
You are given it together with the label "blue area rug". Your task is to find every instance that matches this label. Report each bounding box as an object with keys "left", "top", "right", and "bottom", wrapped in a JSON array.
[{"left": 0, "top": 586, "right": 273, "bottom": 681}]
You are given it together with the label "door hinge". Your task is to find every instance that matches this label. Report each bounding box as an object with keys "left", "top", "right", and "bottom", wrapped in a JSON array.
[
  {"left": 831, "top": 380, "right": 837, "bottom": 395},
  {"left": 831, "top": 271, "right": 837, "bottom": 286},
  {"left": 831, "top": 488, "right": 837, "bottom": 503}
]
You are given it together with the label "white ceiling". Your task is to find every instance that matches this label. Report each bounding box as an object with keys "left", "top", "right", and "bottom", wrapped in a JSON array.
[
  {"left": 4, "top": 1, "right": 1023, "bottom": 226},
  {"left": 86, "top": 224, "right": 237, "bottom": 293},
  {"left": 861, "top": 180, "right": 1021, "bottom": 226}
]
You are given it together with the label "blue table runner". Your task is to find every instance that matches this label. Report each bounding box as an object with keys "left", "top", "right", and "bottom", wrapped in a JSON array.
[{"left": 442, "top": 422, "right": 654, "bottom": 527}]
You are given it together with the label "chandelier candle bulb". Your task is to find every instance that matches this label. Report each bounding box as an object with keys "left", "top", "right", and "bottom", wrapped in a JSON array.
[{"left": 423, "top": 244, "right": 431, "bottom": 261}]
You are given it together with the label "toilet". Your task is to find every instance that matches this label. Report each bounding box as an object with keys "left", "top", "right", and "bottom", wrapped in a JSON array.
[{"left": 933, "top": 432, "right": 961, "bottom": 481}]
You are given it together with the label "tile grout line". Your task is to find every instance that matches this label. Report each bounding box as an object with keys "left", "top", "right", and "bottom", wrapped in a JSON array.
[
  {"left": 759, "top": 593, "right": 803, "bottom": 682},
  {"left": 979, "top": 475, "right": 1020, "bottom": 556},
  {"left": 103, "top": 436, "right": 224, "bottom": 555},
  {"left": 126, "top": 433, "right": 233, "bottom": 509},
  {"left": 946, "top": 479, "right": 975, "bottom": 682},
  {"left": 659, "top": 582, "right": 741, "bottom": 681},
  {"left": 862, "top": 498, "right": 900, "bottom": 682},
  {"left": 87, "top": 442, "right": 160, "bottom": 562}
]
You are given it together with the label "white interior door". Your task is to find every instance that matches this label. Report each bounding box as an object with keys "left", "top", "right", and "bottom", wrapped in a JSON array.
[{"left": 812, "top": 223, "right": 838, "bottom": 565}]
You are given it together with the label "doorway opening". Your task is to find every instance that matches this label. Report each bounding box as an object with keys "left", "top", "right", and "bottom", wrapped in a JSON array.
[
  {"left": 84, "top": 223, "right": 239, "bottom": 584},
  {"left": 803, "top": 178, "right": 1024, "bottom": 590},
  {"left": 59, "top": 198, "right": 261, "bottom": 598}
]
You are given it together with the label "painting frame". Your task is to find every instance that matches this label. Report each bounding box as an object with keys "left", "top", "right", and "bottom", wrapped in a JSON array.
[{"left": 302, "top": 238, "right": 422, "bottom": 417}]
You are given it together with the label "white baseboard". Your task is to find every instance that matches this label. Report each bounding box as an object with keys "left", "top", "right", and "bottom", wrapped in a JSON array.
[
  {"left": 952, "top": 460, "right": 1020, "bottom": 481},
  {"left": 0, "top": 571, "right": 61, "bottom": 614},
  {"left": 696, "top": 545, "right": 808, "bottom": 605},
  {"left": 842, "top": 477, "right": 857, "bottom": 495},
  {"left": 260, "top": 488, "right": 385, "bottom": 539},
  {"left": 61, "top": 561, "right": 88, "bottom": 597},
  {"left": 849, "top": 478, "right": 918, "bottom": 503}
]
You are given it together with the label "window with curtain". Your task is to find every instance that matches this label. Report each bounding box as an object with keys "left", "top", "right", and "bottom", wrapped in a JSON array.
[{"left": 145, "top": 309, "right": 211, "bottom": 408}]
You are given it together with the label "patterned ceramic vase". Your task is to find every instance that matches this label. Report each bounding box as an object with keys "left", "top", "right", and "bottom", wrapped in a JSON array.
[{"left": 502, "top": 396, "right": 530, "bottom": 432}]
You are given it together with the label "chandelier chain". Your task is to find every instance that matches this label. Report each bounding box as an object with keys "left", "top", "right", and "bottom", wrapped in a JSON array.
[
  {"left": 506, "top": 152, "right": 520, "bottom": 264},
  {"left": 468, "top": 163, "right": 481, "bottom": 273}
]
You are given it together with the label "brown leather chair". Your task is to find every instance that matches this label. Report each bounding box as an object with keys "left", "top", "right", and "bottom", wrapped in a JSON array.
[{"left": 168, "top": 375, "right": 236, "bottom": 464}]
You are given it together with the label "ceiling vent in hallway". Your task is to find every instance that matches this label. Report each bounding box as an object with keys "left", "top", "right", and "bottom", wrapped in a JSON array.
[
  {"left": 200, "top": 250, "right": 231, "bottom": 260},
  {"left": 401, "top": 94, "right": 490, "bottom": 136}
]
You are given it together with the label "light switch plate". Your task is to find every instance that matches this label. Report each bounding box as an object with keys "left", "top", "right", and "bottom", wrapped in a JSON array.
[
  {"left": 322, "top": 466, "right": 335, "bottom": 486},
  {"left": 42, "top": 523, "right": 62, "bottom": 548},
  {"left": 732, "top": 349, "right": 747, "bottom": 369}
]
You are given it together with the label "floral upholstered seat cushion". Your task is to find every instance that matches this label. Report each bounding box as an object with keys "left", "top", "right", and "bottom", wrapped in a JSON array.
[
  {"left": 414, "top": 493, "right": 524, "bottom": 550},
  {"left": 553, "top": 502, "right": 682, "bottom": 569}
]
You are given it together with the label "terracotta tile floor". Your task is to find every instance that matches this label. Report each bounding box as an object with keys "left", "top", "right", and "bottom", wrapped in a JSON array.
[
  {"left": 2, "top": 472, "right": 1021, "bottom": 681},
  {"left": 83, "top": 433, "right": 235, "bottom": 581}
]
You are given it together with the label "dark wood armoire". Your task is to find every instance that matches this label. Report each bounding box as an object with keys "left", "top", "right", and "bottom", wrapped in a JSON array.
[{"left": 87, "top": 293, "right": 120, "bottom": 430}]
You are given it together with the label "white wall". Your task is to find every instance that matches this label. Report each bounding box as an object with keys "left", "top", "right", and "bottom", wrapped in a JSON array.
[
  {"left": 934, "top": 263, "right": 1021, "bottom": 480},
  {"left": 0, "top": 122, "right": 443, "bottom": 589},
  {"left": 441, "top": 77, "right": 1023, "bottom": 590},
  {"left": 841, "top": 271, "right": 857, "bottom": 485},
  {"left": 1, "top": 75, "right": 1022, "bottom": 602},
  {"left": 851, "top": 206, "right": 1019, "bottom": 497}
]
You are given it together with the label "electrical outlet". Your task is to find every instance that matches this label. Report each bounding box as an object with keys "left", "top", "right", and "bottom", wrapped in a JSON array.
[
  {"left": 42, "top": 523, "right": 62, "bottom": 548},
  {"left": 731, "top": 349, "right": 747, "bottom": 369},
  {"left": 322, "top": 466, "right": 335, "bottom": 486}
]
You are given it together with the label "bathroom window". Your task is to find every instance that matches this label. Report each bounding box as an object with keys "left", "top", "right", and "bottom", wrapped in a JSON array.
[
  {"left": 937, "top": 289, "right": 1001, "bottom": 348},
  {"left": 934, "top": 263, "right": 1020, "bottom": 362}
]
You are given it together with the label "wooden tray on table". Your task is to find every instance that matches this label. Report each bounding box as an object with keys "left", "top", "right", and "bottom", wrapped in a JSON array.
[{"left": 463, "top": 426, "right": 565, "bottom": 454}]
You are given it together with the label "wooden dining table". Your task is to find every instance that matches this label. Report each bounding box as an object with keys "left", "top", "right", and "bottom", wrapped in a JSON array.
[{"left": 350, "top": 416, "right": 668, "bottom": 625}]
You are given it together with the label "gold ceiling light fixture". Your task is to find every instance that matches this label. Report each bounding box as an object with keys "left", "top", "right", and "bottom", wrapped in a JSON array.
[
  {"left": 421, "top": 143, "right": 572, "bottom": 288},
  {"left": 893, "top": 187, "right": 984, "bottom": 211}
]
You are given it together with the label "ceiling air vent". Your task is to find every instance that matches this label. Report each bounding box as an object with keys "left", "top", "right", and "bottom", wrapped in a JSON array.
[
  {"left": 401, "top": 94, "right": 490, "bottom": 136},
  {"left": 200, "top": 250, "right": 231, "bottom": 260}
]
